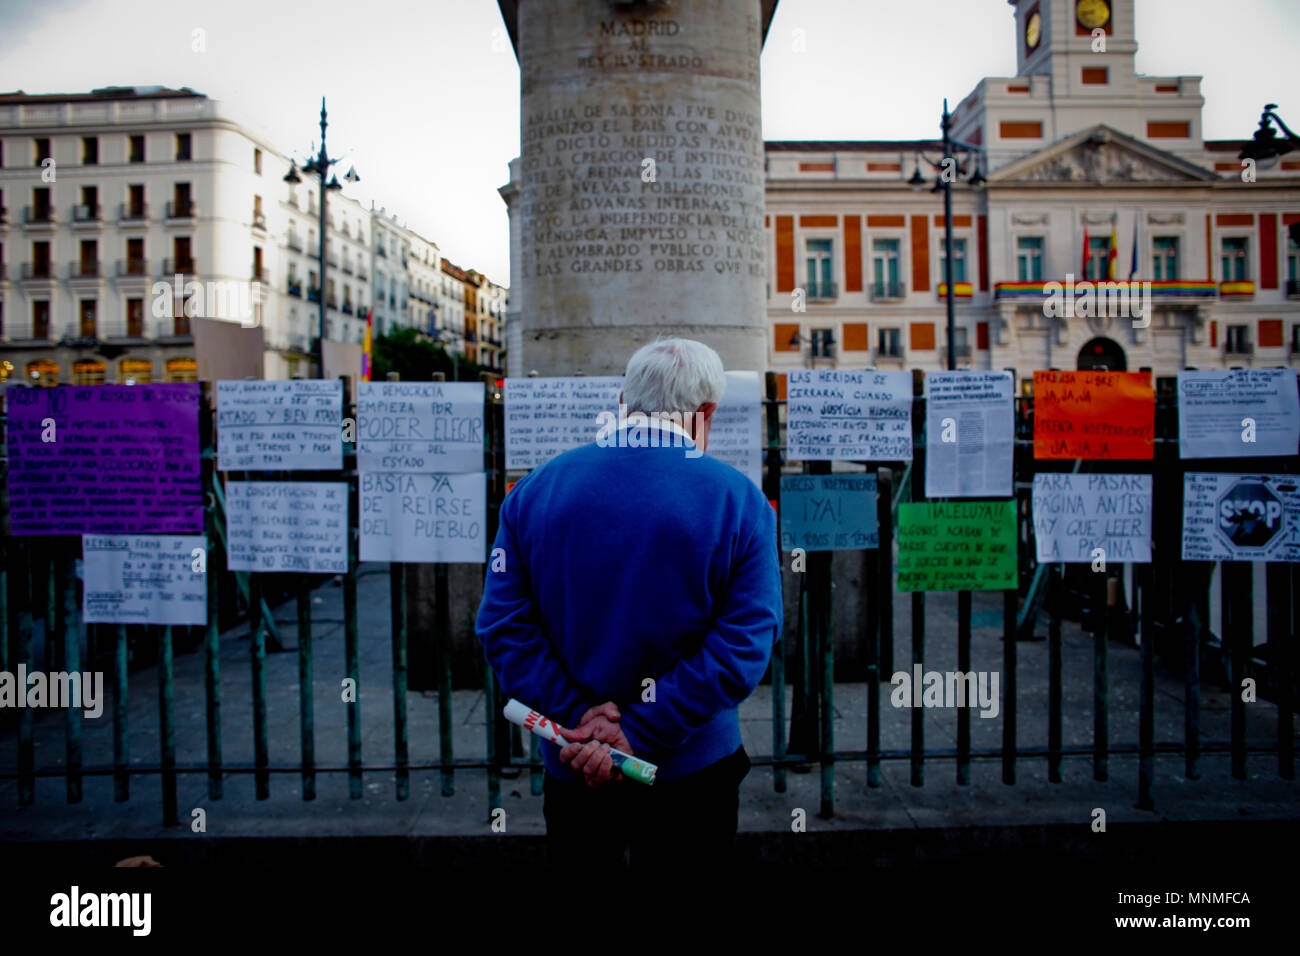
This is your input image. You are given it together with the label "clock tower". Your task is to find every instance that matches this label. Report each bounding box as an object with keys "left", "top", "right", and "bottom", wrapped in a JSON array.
[
  {"left": 1014, "top": 0, "right": 1138, "bottom": 91},
  {"left": 950, "top": 0, "right": 1205, "bottom": 170}
]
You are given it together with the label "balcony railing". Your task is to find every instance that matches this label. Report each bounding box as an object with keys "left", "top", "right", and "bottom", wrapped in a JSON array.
[
  {"left": 949, "top": 343, "right": 972, "bottom": 358},
  {"left": 252, "top": 213, "right": 267, "bottom": 230},
  {"left": 341, "top": 261, "right": 353, "bottom": 274},
  {"left": 24, "top": 206, "right": 54, "bottom": 224},
  {"left": 117, "top": 258, "right": 149, "bottom": 277},
  {"left": 376, "top": 247, "right": 387, "bottom": 258},
  {"left": 21, "top": 262, "right": 54, "bottom": 279},
  {"left": 1224, "top": 338, "right": 1254, "bottom": 356},
  {"left": 162, "top": 257, "right": 197, "bottom": 275},
  {"left": 287, "top": 279, "right": 303, "bottom": 297},
  {"left": 119, "top": 203, "right": 148, "bottom": 222},
  {"left": 72, "top": 204, "right": 101, "bottom": 223},
  {"left": 166, "top": 199, "right": 195, "bottom": 219},
  {"left": 251, "top": 265, "right": 267, "bottom": 282},
  {"left": 307, "top": 287, "right": 321, "bottom": 303},
  {"left": 342, "top": 303, "right": 354, "bottom": 315},
  {"left": 69, "top": 260, "right": 102, "bottom": 278},
  {"left": 0, "top": 206, "right": 8, "bottom": 223},
  {"left": 805, "top": 281, "right": 837, "bottom": 301},
  {"left": 287, "top": 233, "right": 304, "bottom": 252},
  {"left": 357, "top": 270, "right": 367, "bottom": 282},
  {"left": 1286, "top": 279, "right": 1300, "bottom": 299},
  {"left": 870, "top": 280, "right": 906, "bottom": 301},
  {"left": 327, "top": 296, "right": 339, "bottom": 309}
]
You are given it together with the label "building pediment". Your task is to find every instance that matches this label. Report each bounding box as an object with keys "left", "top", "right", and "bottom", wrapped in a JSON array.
[{"left": 991, "top": 126, "right": 1217, "bottom": 184}]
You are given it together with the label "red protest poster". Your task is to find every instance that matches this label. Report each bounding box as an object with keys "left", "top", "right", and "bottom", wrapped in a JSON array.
[{"left": 1033, "top": 370, "right": 1155, "bottom": 460}]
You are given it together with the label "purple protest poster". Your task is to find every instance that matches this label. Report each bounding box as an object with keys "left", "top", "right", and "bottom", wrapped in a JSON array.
[{"left": 6, "top": 384, "right": 203, "bottom": 535}]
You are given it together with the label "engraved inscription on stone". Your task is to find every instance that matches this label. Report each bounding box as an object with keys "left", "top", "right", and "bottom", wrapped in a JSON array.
[{"left": 519, "top": 16, "right": 765, "bottom": 284}]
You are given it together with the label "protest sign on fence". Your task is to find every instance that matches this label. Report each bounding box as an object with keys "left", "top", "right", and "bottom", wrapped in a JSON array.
[
  {"left": 1182, "top": 472, "right": 1300, "bottom": 562},
  {"left": 6, "top": 384, "right": 202, "bottom": 535},
  {"left": 786, "top": 369, "right": 913, "bottom": 461},
  {"left": 925, "top": 371, "right": 1014, "bottom": 498},
  {"left": 82, "top": 534, "right": 208, "bottom": 625},
  {"left": 217, "top": 379, "right": 343, "bottom": 471},
  {"left": 897, "top": 501, "right": 1017, "bottom": 591},
  {"left": 779, "top": 474, "right": 878, "bottom": 551},
  {"left": 1031, "top": 473, "right": 1152, "bottom": 563},
  {"left": 707, "top": 370, "right": 763, "bottom": 489},
  {"left": 359, "top": 472, "right": 486, "bottom": 563},
  {"left": 504, "top": 376, "right": 624, "bottom": 471},
  {"left": 1033, "top": 371, "right": 1154, "bottom": 460},
  {"left": 1177, "top": 369, "right": 1300, "bottom": 459},
  {"left": 357, "top": 381, "right": 484, "bottom": 475},
  {"left": 226, "top": 482, "right": 348, "bottom": 573}
]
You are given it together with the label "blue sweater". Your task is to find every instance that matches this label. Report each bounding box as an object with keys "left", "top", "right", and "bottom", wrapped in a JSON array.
[{"left": 475, "top": 423, "right": 782, "bottom": 783}]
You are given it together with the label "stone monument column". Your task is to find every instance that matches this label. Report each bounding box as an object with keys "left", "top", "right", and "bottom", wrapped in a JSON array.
[{"left": 503, "top": 0, "right": 777, "bottom": 375}]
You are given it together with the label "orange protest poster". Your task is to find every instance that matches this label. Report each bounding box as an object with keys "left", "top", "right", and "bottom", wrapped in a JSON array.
[{"left": 1033, "top": 370, "right": 1155, "bottom": 459}]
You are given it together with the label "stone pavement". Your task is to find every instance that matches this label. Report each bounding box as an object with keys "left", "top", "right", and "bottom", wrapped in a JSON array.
[{"left": 1, "top": 560, "right": 1296, "bottom": 867}]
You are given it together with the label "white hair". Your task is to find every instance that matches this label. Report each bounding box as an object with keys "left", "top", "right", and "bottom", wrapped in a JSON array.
[{"left": 622, "top": 338, "right": 726, "bottom": 416}]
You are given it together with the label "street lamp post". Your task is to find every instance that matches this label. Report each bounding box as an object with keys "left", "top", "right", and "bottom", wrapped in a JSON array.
[
  {"left": 284, "top": 98, "right": 359, "bottom": 379},
  {"left": 910, "top": 98, "right": 985, "bottom": 371}
]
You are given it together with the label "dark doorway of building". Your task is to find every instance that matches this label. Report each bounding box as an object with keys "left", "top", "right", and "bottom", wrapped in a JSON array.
[{"left": 1077, "top": 337, "right": 1127, "bottom": 371}]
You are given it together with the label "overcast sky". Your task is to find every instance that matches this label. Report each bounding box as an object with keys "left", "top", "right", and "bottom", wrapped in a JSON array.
[{"left": 2, "top": 0, "right": 1296, "bottom": 283}]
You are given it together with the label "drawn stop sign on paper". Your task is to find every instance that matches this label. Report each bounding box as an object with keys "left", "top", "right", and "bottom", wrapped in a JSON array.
[{"left": 1216, "top": 480, "right": 1284, "bottom": 549}]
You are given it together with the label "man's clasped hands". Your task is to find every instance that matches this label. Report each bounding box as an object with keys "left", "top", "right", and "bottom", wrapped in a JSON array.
[{"left": 558, "top": 701, "right": 633, "bottom": 789}]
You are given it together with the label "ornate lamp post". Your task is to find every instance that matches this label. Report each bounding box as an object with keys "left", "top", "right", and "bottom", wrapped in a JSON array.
[
  {"left": 283, "top": 98, "right": 360, "bottom": 378},
  {"left": 909, "top": 98, "right": 985, "bottom": 371}
]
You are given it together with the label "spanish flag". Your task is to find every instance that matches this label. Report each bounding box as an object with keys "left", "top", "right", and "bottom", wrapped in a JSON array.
[
  {"left": 1108, "top": 220, "right": 1119, "bottom": 279},
  {"left": 361, "top": 307, "right": 373, "bottom": 382}
]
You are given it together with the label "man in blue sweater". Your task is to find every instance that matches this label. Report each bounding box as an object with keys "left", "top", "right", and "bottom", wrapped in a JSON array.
[{"left": 476, "top": 338, "right": 782, "bottom": 870}]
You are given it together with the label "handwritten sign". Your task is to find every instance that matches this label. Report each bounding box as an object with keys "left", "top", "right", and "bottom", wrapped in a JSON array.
[
  {"left": 1177, "top": 369, "right": 1300, "bottom": 459},
  {"left": 925, "top": 371, "right": 1014, "bottom": 498},
  {"left": 1033, "top": 371, "right": 1154, "bottom": 460},
  {"left": 779, "top": 474, "right": 878, "bottom": 551},
  {"left": 504, "top": 376, "right": 624, "bottom": 471},
  {"left": 226, "top": 482, "right": 348, "bottom": 573},
  {"left": 1031, "top": 473, "right": 1152, "bottom": 564},
  {"left": 786, "top": 369, "right": 913, "bottom": 461},
  {"left": 1182, "top": 472, "right": 1300, "bottom": 562},
  {"left": 217, "top": 379, "right": 343, "bottom": 470},
  {"left": 6, "top": 384, "right": 202, "bottom": 535},
  {"left": 359, "top": 472, "right": 486, "bottom": 563},
  {"left": 707, "top": 371, "right": 763, "bottom": 489},
  {"left": 357, "top": 381, "right": 484, "bottom": 475},
  {"left": 82, "top": 534, "right": 207, "bottom": 625},
  {"left": 897, "top": 501, "right": 1017, "bottom": 591}
]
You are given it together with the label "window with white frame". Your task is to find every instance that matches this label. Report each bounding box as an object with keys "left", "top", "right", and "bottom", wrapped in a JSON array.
[{"left": 1016, "top": 237, "right": 1043, "bottom": 281}]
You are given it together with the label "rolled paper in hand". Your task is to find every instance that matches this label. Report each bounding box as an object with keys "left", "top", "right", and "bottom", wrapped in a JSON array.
[{"left": 503, "top": 698, "right": 658, "bottom": 785}]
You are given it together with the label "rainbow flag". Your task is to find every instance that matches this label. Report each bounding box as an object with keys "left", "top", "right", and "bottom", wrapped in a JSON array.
[{"left": 361, "top": 308, "right": 373, "bottom": 381}]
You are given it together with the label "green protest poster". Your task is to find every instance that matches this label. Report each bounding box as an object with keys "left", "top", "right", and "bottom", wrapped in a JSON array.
[{"left": 897, "top": 501, "right": 1017, "bottom": 592}]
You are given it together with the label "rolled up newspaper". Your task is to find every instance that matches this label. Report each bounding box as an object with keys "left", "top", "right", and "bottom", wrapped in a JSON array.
[{"left": 502, "top": 698, "right": 657, "bottom": 785}]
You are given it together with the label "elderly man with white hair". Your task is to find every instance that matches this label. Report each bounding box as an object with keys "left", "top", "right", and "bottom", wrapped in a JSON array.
[{"left": 476, "top": 338, "right": 782, "bottom": 872}]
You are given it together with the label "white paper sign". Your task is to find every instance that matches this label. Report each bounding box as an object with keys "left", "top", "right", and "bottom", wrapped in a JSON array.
[
  {"left": 504, "top": 376, "right": 624, "bottom": 471},
  {"left": 1182, "top": 472, "right": 1300, "bottom": 562},
  {"left": 357, "top": 381, "right": 484, "bottom": 475},
  {"left": 706, "top": 370, "right": 763, "bottom": 489},
  {"left": 786, "top": 369, "right": 913, "bottom": 461},
  {"left": 226, "top": 482, "right": 348, "bottom": 572},
  {"left": 82, "top": 534, "right": 208, "bottom": 625},
  {"left": 1032, "top": 473, "right": 1152, "bottom": 564},
  {"left": 359, "top": 472, "right": 486, "bottom": 563},
  {"left": 1177, "top": 369, "right": 1300, "bottom": 459},
  {"left": 925, "top": 371, "right": 1014, "bottom": 498},
  {"left": 216, "top": 379, "right": 343, "bottom": 471}
]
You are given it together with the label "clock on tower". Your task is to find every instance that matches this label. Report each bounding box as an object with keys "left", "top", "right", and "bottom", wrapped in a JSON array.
[{"left": 1076, "top": 0, "right": 1111, "bottom": 31}]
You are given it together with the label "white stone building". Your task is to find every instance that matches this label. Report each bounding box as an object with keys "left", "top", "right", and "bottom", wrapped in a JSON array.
[{"left": 1, "top": 85, "right": 507, "bottom": 384}]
